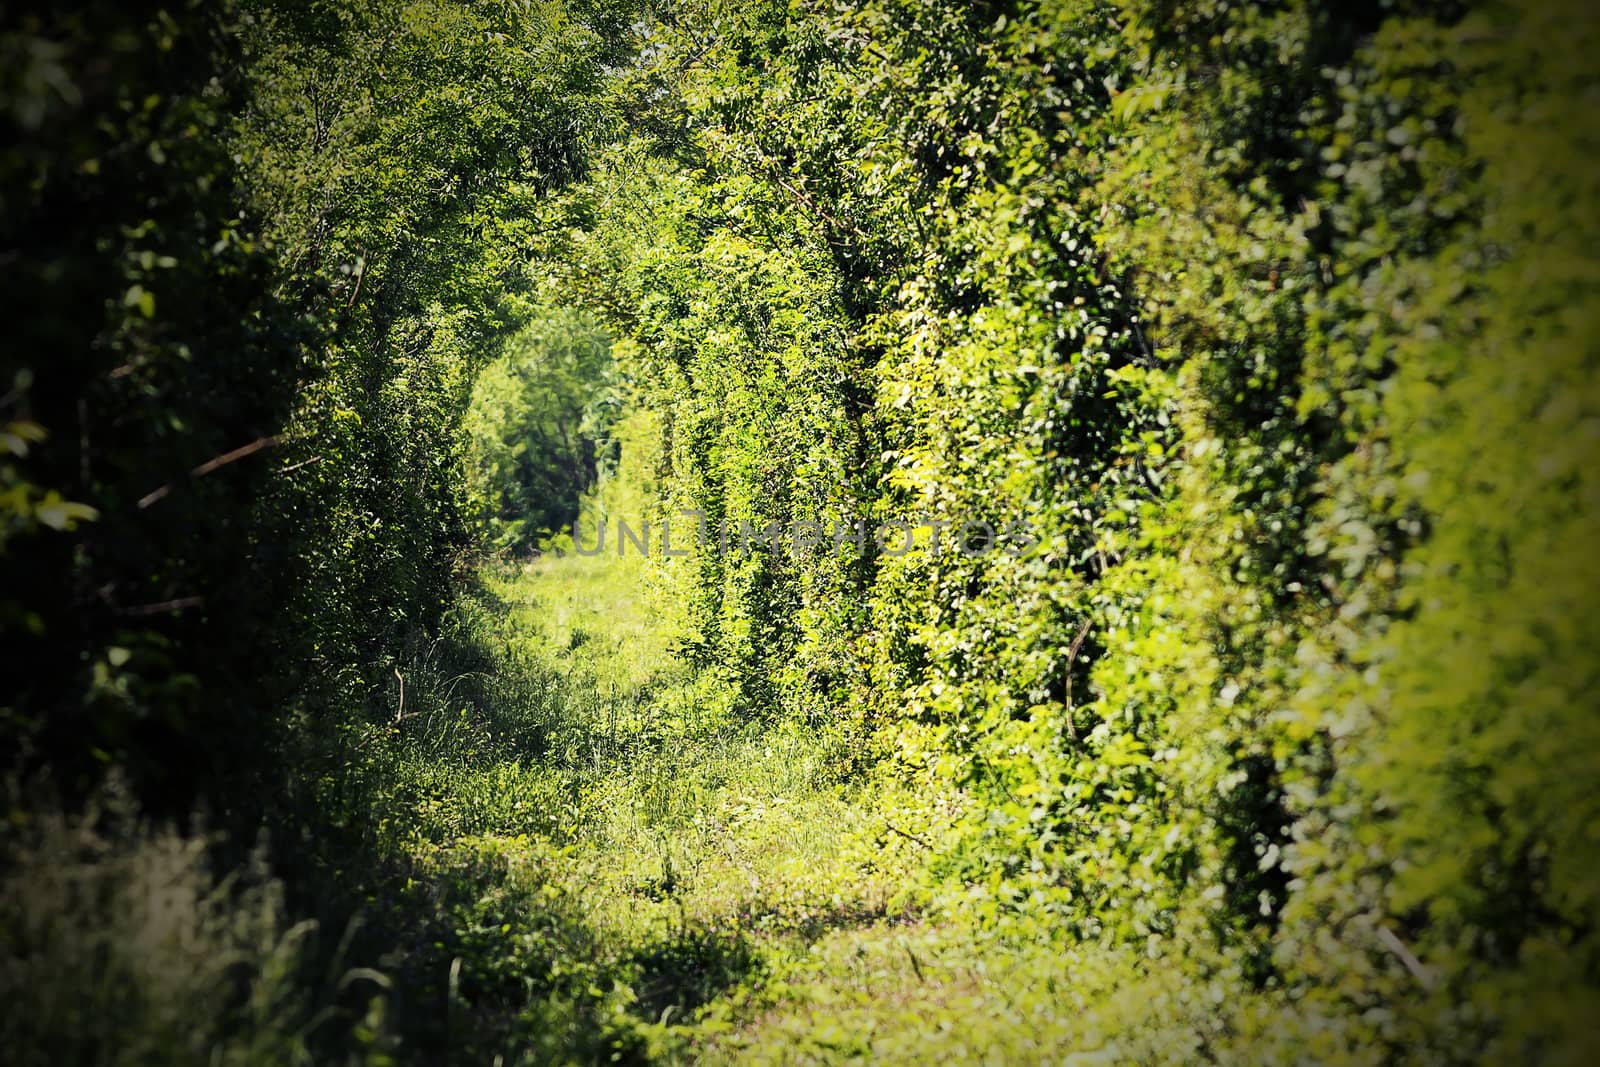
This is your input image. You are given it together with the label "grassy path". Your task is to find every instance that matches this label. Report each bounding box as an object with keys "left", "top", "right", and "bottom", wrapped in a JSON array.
[
  {"left": 336, "top": 415, "right": 1094, "bottom": 1063},
  {"left": 357, "top": 540, "right": 949, "bottom": 1062}
]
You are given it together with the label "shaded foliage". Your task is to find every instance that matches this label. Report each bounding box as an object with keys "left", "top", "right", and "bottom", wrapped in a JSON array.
[{"left": 464, "top": 308, "right": 619, "bottom": 554}]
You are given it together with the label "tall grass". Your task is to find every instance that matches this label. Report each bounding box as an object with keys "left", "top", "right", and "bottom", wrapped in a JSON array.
[{"left": 0, "top": 786, "right": 386, "bottom": 1066}]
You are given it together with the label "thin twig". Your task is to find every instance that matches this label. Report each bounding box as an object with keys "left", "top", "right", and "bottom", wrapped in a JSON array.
[
  {"left": 1063, "top": 615, "right": 1093, "bottom": 739},
  {"left": 766, "top": 169, "right": 871, "bottom": 243},
  {"left": 116, "top": 596, "right": 205, "bottom": 617},
  {"left": 345, "top": 250, "right": 367, "bottom": 309},
  {"left": 883, "top": 822, "right": 931, "bottom": 849},
  {"left": 138, "top": 435, "right": 286, "bottom": 509},
  {"left": 1376, "top": 926, "right": 1435, "bottom": 989}
]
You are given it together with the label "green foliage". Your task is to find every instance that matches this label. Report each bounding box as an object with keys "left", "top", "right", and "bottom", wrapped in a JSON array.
[
  {"left": 1, "top": 0, "right": 317, "bottom": 812},
  {"left": 2, "top": 0, "right": 646, "bottom": 1059},
  {"left": 232, "top": 0, "right": 638, "bottom": 761},
  {"left": 550, "top": 0, "right": 1600, "bottom": 1060},
  {"left": 0, "top": 0, "right": 636, "bottom": 810},
  {"left": 6, "top": 0, "right": 1599, "bottom": 1061},
  {"left": 464, "top": 309, "right": 619, "bottom": 553},
  {"left": 311, "top": 435, "right": 921, "bottom": 1062}
]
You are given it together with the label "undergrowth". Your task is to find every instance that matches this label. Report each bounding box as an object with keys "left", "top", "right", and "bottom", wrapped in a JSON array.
[{"left": 314, "top": 422, "right": 932, "bottom": 1061}]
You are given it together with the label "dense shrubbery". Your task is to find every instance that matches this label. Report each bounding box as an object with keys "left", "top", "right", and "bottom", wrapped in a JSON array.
[
  {"left": 2, "top": 0, "right": 637, "bottom": 1057},
  {"left": 2, "top": 0, "right": 636, "bottom": 805},
  {"left": 4, "top": 0, "right": 1598, "bottom": 1061},
  {"left": 4, "top": 0, "right": 610, "bottom": 764},
  {"left": 554, "top": 0, "right": 1600, "bottom": 1059}
]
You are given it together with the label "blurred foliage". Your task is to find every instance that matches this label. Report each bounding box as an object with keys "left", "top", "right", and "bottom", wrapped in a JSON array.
[
  {"left": 0, "top": 785, "right": 391, "bottom": 1066},
  {"left": 0, "top": 0, "right": 636, "bottom": 816},
  {"left": 1, "top": 0, "right": 313, "bottom": 815},
  {"left": 1, "top": 0, "right": 641, "bottom": 1057}
]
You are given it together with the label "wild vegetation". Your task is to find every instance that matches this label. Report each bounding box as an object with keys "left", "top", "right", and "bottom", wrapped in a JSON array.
[{"left": 3, "top": 0, "right": 1598, "bottom": 1063}]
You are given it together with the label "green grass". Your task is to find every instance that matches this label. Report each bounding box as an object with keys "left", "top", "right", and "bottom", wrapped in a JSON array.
[
  {"left": 0, "top": 412, "right": 1250, "bottom": 1064},
  {"left": 337, "top": 453, "right": 931, "bottom": 1060},
  {"left": 327, "top": 414, "right": 1123, "bottom": 1063}
]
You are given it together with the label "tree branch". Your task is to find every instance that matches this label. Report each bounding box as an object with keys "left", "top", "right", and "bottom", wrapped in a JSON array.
[{"left": 137, "top": 435, "right": 285, "bottom": 509}]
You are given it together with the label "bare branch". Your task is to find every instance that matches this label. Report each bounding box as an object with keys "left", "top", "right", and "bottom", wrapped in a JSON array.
[
  {"left": 1376, "top": 926, "right": 1435, "bottom": 989},
  {"left": 137, "top": 435, "right": 286, "bottom": 509},
  {"left": 116, "top": 596, "right": 205, "bottom": 617}
]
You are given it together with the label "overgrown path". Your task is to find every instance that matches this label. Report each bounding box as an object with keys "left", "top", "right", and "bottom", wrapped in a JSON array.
[
  {"left": 361, "top": 507, "right": 960, "bottom": 1062},
  {"left": 402, "top": 525, "right": 1133, "bottom": 1064}
]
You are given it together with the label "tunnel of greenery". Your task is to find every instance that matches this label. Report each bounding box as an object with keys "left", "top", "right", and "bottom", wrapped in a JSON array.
[{"left": 3, "top": 0, "right": 1598, "bottom": 1063}]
